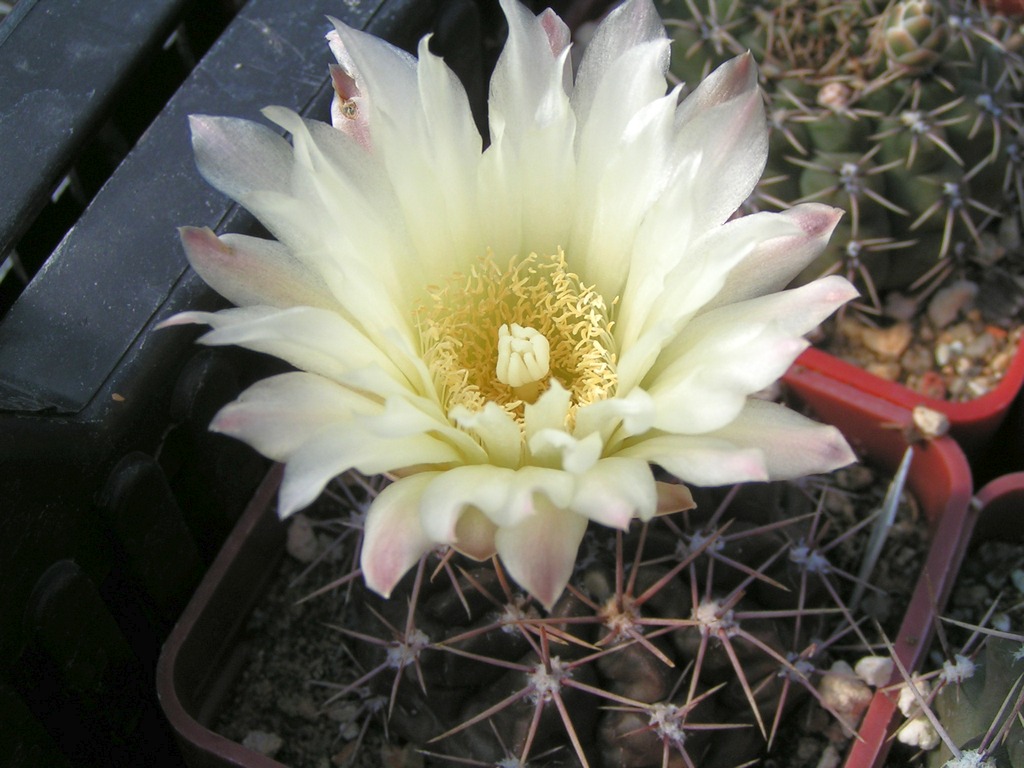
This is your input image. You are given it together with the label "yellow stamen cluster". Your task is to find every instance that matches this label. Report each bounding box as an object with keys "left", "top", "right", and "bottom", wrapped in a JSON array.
[{"left": 417, "top": 249, "right": 617, "bottom": 426}]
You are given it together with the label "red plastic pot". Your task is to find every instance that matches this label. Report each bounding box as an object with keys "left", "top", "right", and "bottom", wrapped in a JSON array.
[
  {"left": 784, "top": 357, "right": 977, "bottom": 768},
  {"left": 875, "top": 472, "right": 1024, "bottom": 764},
  {"left": 973, "top": 471, "right": 1024, "bottom": 546},
  {"left": 156, "top": 372, "right": 974, "bottom": 768},
  {"left": 795, "top": 344, "right": 1024, "bottom": 462}
]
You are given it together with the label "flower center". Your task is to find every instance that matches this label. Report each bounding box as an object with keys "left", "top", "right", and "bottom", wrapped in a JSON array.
[{"left": 417, "top": 249, "right": 617, "bottom": 423}]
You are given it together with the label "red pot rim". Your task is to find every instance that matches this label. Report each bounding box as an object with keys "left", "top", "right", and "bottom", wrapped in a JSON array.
[
  {"left": 973, "top": 472, "right": 1024, "bottom": 544},
  {"left": 796, "top": 342, "right": 1024, "bottom": 456}
]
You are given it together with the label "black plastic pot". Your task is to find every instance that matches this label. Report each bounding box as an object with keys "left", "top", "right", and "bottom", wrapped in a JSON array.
[{"left": 0, "top": 0, "right": 492, "bottom": 764}]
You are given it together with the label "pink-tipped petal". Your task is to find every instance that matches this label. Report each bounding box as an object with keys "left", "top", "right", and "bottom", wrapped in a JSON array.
[
  {"left": 279, "top": 429, "right": 460, "bottom": 518},
  {"left": 325, "top": 28, "right": 360, "bottom": 78},
  {"left": 675, "top": 84, "right": 767, "bottom": 228},
  {"left": 327, "top": 16, "right": 418, "bottom": 134},
  {"left": 160, "top": 305, "right": 424, "bottom": 401},
  {"left": 648, "top": 275, "right": 858, "bottom": 434},
  {"left": 451, "top": 403, "right": 523, "bottom": 469},
  {"left": 569, "top": 0, "right": 672, "bottom": 295},
  {"left": 494, "top": 495, "right": 588, "bottom": 610},
  {"left": 417, "top": 465, "right": 575, "bottom": 545},
  {"left": 189, "top": 114, "right": 292, "bottom": 203},
  {"left": 571, "top": 458, "right": 657, "bottom": 528},
  {"left": 179, "top": 227, "right": 336, "bottom": 310},
  {"left": 687, "top": 275, "right": 859, "bottom": 343},
  {"left": 494, "top": 0, "right": 571, "bottom": 107},
  {"left": 326, "top": 27, "right": 372, "bottom": 145},
  {"left": 527, "top": 429, "right": 602, "bottom": 475},
  {"left": 154, "top": 310, "right": 216, "bottom": 330},
  {"left": 705, "top": 204, "right": 845, "bottom": 311},
  {"left": 628, "top": 210, "right": 801, "bottom": 348},
  {"left": 482, "top": 0, "right": 575, "bottom": 252},
  {"left": 523, "top": 380, "right": 572, "bottom": 441},
  {"left": 329, "top": 63, "right": 371, "bottom": 148},
  {"left": 418, "top": 465, "right": 519, "bottom": 545},
  {"left": 574, "top": 387, "right": 655, "bottom": 443},
  {"left": 572, "top": 0, "right": 667, "bottom": 130},
  {"left": 674, "top": 50, "right": 758, "bottom": 122},
  {"left": 329, "top": 62, "right": 358, "bottom": 102},
  {"left": 362, "top": 473, "right": 439, "bottom": 598},
  {"left": 538, "top": 8, "right": 571, "bottom": 58},
  {"left": 708, "top": 399, "right": 856, "bottom": 479},
  {"left": 209, "top": 372, "right": 375, "bottom": 460},
  {"left": 618, "top": 436, "right": 770, "bottom": 486},
  {"left": 648, "top": 334, "right": 810, "bottom": 435}
]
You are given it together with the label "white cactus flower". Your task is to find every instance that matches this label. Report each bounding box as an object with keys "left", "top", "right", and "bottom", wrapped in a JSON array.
[{"left": 165, "top": 0, "right": 856, "bottom": 608}]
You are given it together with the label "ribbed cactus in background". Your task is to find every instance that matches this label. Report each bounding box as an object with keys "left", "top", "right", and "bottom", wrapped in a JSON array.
[{"left": 660, "top": 0, "right": 1024, "bottom": 309}]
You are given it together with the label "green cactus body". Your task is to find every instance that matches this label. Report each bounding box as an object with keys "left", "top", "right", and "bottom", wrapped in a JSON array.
[
  {"left": 661, "top": 0, "right": 1024, "bottom": 304},
  {"left": 927, "top": 638, "right": 1024, "bottom": 768}
]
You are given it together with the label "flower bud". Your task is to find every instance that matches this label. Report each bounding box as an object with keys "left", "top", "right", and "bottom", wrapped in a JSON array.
[{"left": 882, "top": 0, "right": 948, "bottom": 74}]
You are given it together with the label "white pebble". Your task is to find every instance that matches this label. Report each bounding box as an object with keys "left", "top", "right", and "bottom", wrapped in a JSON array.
[
  {"left": 816, "top": 744, "right": 842, "bottom": 768},
  {"left": 242, "top": 730, "right": 283, "bottom": 757},
  {"left": 854, "top": 655, "right": 894, "bottom": 687},
  {"left": 818, "top": 660, "right": 873, "bottom": 727},
  {"left": 927, "top": 280, "right": 978, "bottom": 329},
  {"left": 898, "top": 716, "right": 940, "bottom": 751},
  {"left": 912, "top": 405, "right": 949, "bottom": 439},
  {"left": 286, "top": 513, "right": 320, "bottom": 563},
  {"left": 897, "top": 676, "right": 932, "bottom": 717}
]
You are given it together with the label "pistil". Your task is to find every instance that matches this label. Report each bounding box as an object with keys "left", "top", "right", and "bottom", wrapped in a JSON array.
[{"left": 496, "top": 323, "right": 550, "bottom": 403}]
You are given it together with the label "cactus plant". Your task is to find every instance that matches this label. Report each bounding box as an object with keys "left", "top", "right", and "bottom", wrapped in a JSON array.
[
  {"left": 659, "top": 0, "right": 1024, "bottom": 311},
  {"left": 885, "top": 626, "right": 1024, "bottom": 768},
  {"left": 926, "top": 635, "right": 1024, "bottom": 767},
  {"left": 251, "top": 462, "right": 926, "bottom": 768}
]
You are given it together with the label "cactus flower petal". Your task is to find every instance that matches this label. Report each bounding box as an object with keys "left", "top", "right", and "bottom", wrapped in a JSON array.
[
  {"left": 706, "top": 203, "right": 845, "bottom": 309},
  {"left": 620, "top": 434, "right": 770, "bottom": 486},
  {"left": 208, "top": 372, "right": 379, "bottom": 460},
  {"left": 362, "top": 473, "right": 440, "bottom": 598},
  {"left": 569, "top": 458, "right": 659, "bottom": 528},
  {"left": 494, "top": 494, "right": 589, "bottom": 610},
  {"left": 179, "top": 227, "right": 337, "bottom": 310},
  {"left": 168, "top": 0, "right": 855, "bottom": 608},
  {"left": 647, "top": 277, "right": 859, "bottom": 434}
]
